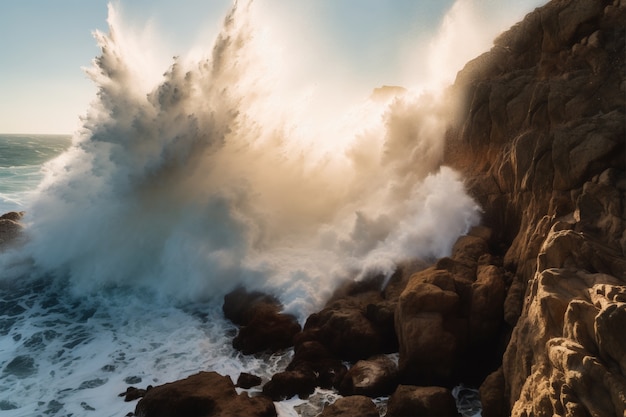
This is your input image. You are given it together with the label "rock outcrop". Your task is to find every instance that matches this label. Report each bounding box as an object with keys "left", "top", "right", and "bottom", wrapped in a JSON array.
[
  {"left": 134, "top": 372, "right": 276, "bottom": 417},
  {"left": 386, "top": 385, "right": 459, "bottom": 417},
  {"left": 395, "top": 228, "right": 508, "bottom": 386},
  {"left": 444, "top": 0, "right": 626, "bottom": 415},
  {"left": 0, "top": 212, "right": 24, "bottom": 249},
  {"left": 223, "top": 286, "right": 301, "bottom": 355}
]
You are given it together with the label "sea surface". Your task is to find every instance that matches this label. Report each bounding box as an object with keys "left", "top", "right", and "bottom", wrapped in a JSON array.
[{"left": 0, "top": 134, "right": 71, "bottom": 215}]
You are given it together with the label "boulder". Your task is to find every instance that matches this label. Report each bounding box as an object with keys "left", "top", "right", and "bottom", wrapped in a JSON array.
[
  {"left": 0, "top": 212, "right": 24, "bottom": 248},
  {"left": 386, "top": 385, "right": 459, "bottom": 417},
  {"left": 287, "top": 341, "right": 346, "bottom": 390},
  {"left": 296, "top": 277, "right": 393, "bottom": 361},
  {"left": 394, "top": 268, "right": 462, "bottom": 385},
  {"left": 338, "top": 355, "right": 398, "bottom": 397},
  {"left": 262, "top": 369, "right": 317, "bottom": 401},
  {"left": 318, "top": 396, "right": 379, "bottom": 417},
  {"left": 235, "top": 372, "right": 262, "bottom": 389},
  {"left": 223, "top": 287, "right": 301, "bottom": 354},
  {"left": 134, "top": 371, "right": 276, "bottom": 417}
]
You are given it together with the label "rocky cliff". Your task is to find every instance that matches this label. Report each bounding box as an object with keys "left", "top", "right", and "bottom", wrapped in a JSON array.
[{"left": 444, "top": 0, "right": 625, "bottom": 415}]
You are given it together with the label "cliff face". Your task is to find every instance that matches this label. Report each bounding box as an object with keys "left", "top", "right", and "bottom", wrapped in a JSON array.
[{"left": 444, "top": 0, "right": 625, "bottom": 415}]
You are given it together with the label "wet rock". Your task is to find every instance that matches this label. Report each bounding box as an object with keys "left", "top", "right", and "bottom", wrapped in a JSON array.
[
  {"left": 223, "top": 286, "right": 301, "bottom": 354},
  {"left": 338, "top": 354, "right": 398, "bottom": 397},
  {"left": 236, "top": 372, "right": 262, "bottom": 389},
  {"left": 120, "top": 386, "right": 147, "bottom": 402},
  {"left": 297, "top": 277, "right": 393, "bottom": 362},
  {"left": 0, "top": 212, "right": 24, "bottom": 248},
  {"left": 262, "top": 369, "right": 317, "bottom": 401},
  {"left": 134, "top": 371, "right": 276, "bottom": 417},
  {"left": 287, "top": 340, "right": 346, "bottom": 390},
  {"left": 386, "top": 385, "right": 459, "bottom": 417},
  {"left": 318, "top": 395, "right": 379, "bottom": 417}
]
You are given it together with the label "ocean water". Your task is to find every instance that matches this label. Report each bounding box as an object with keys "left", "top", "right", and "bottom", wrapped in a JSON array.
[
  {"left": 0, "top": 134, "right": 71, "bottom": 215},
  {"left": 0, "top": 1, "right": 521, "bottom": 416}
]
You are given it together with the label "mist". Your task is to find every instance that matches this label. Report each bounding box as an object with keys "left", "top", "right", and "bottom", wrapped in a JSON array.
[{"left": 8, "top": 0, "right": 545, "bottom": 317}]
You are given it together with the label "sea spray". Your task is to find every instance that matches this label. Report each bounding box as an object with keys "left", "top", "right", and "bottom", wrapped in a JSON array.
[{"left": 19, "top": 0, "right": 481, "bottom": 317}]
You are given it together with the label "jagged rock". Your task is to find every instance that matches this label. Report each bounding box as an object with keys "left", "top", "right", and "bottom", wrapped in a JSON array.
[
  {"left": 119, "top": 386, "right": 147, "bottom": 402},
  {"left": 338, "top": 354, "right": 398, "bottom": 397},
  {"left": 395, "top": 230, "right": 506, "bottom": 385},
  {"left": 223, "top": 287, "right": 301, "bottom": 354},
  {"left": 236, "top": 372, "right": 262, "bottom": 389},
  {"left": 386, "top": 385, "right": 459, "bottom": 417},
  {"left": 134, "top": 371, "right": 276, "bottom": 417},
  {"left": 395, "top": 268, "right": 462, "bottom": 384},
  {"left": 296, "top": 277, "right": 394, "bottom": 362},
  {"left": 286, "top": 340, "right": 346, "bottom": 390},
  {"left": 0, "top": 211, "right": 24, "bottom": 222},
  {"left": 443, "top": 0, "right": 625, "bottom": 415},
  {"left": 0, "top": 212, "right": 24, "bottom": 248},
  {"left": 262, "top": 369, "right": 317, "bottom": 401},
  {"left": 318, "top": 396, "right": 379, "bottom": 417}
]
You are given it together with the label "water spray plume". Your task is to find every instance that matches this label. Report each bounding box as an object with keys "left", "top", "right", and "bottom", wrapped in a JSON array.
[{"left": 18, "top": 0, "right": 483, "bottom": 317}]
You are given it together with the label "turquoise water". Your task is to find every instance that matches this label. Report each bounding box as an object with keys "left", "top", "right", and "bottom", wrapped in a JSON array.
[{"left": 0, "top": 134, "right": 71, "bottom": 214}]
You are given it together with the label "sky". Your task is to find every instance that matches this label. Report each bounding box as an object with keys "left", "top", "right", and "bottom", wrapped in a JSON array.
[{"left": 0, "top": 0, "right": 546, "bottom": 135}]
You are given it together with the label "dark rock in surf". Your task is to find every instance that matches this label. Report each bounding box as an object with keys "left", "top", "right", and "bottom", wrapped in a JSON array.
[
  {"left": 223, "top": 286, "right": 301, "bottom": 354},
  {"left": 119, "top": 386, "right": 147, "bottom": 402},
  {"left": 236, "top": 372, "right": 262, "bottom": 389},
  {"left": 0, "top": 211, "right": 24, "bottom": 249},
  {"left": 296, "top": 276, "right": 397, "bottom": 362},
  {"left": 338, "top": 354, "right": 399, "bottom": 398},
  {"left": 262, "top": 369, "right": 317, "bottom": 401},
  {"left": 318, "top": 395, "right": 379, "bottom": 417},
  {"left": 286, "top": 340, "right": 346, "bottom": 390},
  {"left": 386, "top": 385, "right": 459, "bottom": 417},
  {"left": 0, "top": 211, "right": 24, "bottom": 222},
  {"left": 134, "top": 371, "right": 276, "bottom": 417}
]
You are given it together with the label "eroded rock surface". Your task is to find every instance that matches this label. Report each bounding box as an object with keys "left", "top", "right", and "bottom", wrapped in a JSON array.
[{"left": 444, "top": 0, "right": 626, "bottom": 414}]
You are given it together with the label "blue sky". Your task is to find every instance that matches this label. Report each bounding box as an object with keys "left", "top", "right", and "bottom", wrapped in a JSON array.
[{"left": 0, "top": 0, "right": 545, "bottom": 134}]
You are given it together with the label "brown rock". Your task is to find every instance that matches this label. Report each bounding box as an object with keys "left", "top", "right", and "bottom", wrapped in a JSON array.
[
  {"left": 0, "top": 216, "right": 24, "bottom": 248},
  {"left": 442, "top": 0, "right": 625, "bottom": 415},
  {"left": 479, "top": 368, "right": 506, "bottom": 417},
  {"left": 236, "top": 372, "right": 262, "bottom": 389},
  {"left": 287, "top": 341, "right": 346, "bottom": 390},
  {"left": 232, "top": 306, "right": 301, "bottom": 355},
  {"left": 338, "top": 355, "right": 398, "bottom": 397},
  {"left": 469, "top": 265, "right": 506, "bottom": 346},
  {"left": 318, "top": 396, "right": 379, "bottom": 417},
  {"left": 386, "top": 385, "right": 459, "bottom": 417},
  {"left": 297, "top": 278, "right": 390, "bottom": 361},
  {"left": 262, "top": 369, "right": 317, "bottom": 401},
  {"left": 223, "top": 287, "right": 301, "bottom": 354},
  {"left": 395, "top": 268, "right": 461, "bottom": 384},
  {"left": 134, "top": 371, "right": 276, "bottom": 417}
]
